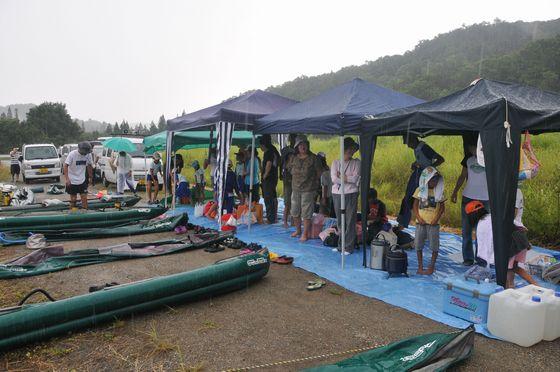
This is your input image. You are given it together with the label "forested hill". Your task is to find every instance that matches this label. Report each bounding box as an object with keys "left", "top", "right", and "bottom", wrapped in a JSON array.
[{"left": 267, "top": 19, "right": 560, "bottom": 101}]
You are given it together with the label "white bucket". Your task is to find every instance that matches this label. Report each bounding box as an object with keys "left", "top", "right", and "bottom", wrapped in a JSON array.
[{"left": 370, "top": 239, "right": 387, "bottom": 270}]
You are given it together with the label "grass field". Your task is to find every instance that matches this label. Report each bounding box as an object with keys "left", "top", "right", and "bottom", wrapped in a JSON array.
[{"left": 175, "top": 133, "right": 560, "bottom": 245}]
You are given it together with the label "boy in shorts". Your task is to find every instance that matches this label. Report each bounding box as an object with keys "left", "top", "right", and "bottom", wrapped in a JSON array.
[
  {"left": 413, "top": 167, "right": 445, "bottom": 275},
  {"left": 64, "top": 142, "right": 93, "bottom": 209}
]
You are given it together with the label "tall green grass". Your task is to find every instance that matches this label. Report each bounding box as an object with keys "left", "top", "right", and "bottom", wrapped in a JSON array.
[{"left": 174, "top": 134, "right": 559, "bottom": 244}]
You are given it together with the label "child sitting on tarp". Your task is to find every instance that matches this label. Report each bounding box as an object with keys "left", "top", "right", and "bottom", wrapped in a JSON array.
[
  {"left": 191, "top": 160, "right": 205, "bottom": 204},
  {"left": 366, "top": 187, "right": 389, "bottom": 242},
  {"left": 413, "top": 167, "right": 445, "bottom": 275},
  {"left": 465, "top": 193, "right": 537, "bottom": 289}
]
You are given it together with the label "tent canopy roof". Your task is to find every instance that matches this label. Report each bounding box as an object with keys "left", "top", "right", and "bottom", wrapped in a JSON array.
[
  {"left": 143, "top": 130, "right": 255, "bottom": 154},
  {"left": 361, "top": 79, "right": 560, "bottom": 137},
  {"left": 254, "top": 78, "right": 424, "bottom": 135},
  {"left": 167, "top": 90, "right": 297, "bottom": 132}
]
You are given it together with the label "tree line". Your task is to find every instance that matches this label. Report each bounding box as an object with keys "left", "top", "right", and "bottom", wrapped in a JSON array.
[{"left": 0, "top": 102, "right": 168, "bottom": 153}]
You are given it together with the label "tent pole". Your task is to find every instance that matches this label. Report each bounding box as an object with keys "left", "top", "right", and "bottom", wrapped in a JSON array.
[
  {"left": 164, "top": 131, "right": 174, "bottom": 208},
  {"left": 247, "top": 134, "right": 256, "bottom": 232},
  {"left": 172, "top": 151, "right": 177, "bottom": 210},
  {"left": 340, "top": 135, "right": 346, "bottom": 269},
  {"left": 144, "top": 153, "right": 148, "bottom": 202}
]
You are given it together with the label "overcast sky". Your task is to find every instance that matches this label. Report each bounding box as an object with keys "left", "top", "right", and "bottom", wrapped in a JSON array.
[{"left": 1, "top": 0, "right": 558, "bottom": 123}]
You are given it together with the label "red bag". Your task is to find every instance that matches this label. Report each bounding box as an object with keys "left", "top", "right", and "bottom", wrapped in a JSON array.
[{"left": 203, "top": 201, "right": 214, "bottom": 216}]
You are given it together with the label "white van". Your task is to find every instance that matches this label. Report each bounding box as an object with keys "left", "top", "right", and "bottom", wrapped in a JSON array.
[
  {"left": 98, "top": 137, "right": 161, "bottom": 188},
  {"left": 59, "top": 143, "right": 78, "bottom": 169},
  {"left": 21, "top": 143, "right": 62, "bottom": 183}
]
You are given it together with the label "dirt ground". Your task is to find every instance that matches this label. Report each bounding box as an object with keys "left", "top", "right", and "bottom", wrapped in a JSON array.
[{"left": 0, "top": 181, "right": 559, "bottom": 371}]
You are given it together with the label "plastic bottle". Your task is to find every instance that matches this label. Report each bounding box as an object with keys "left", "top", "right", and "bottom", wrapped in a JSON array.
[
  {"left": 516, "top": 285, "right": 560, "bottom": 341},
  {"left": 488, "top": 289, "right": 546, "bottom": 347}
]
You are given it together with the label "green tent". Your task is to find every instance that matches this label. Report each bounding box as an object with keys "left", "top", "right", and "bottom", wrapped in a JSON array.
[{"left": 143, "top": 130, "right": 256, "bottom": 154}]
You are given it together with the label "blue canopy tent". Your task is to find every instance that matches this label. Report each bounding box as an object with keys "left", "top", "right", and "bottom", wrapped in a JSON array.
[
  {"left": 165, "top": 90, "right": 296, "bottom": 223},
  {"left": 359, "top": 79, "right": 560, "bottom": 286},
  {"left": 255, "top": 78, "right": 424, "bottom": 267}
]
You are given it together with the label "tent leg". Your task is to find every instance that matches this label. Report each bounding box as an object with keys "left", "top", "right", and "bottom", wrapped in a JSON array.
[
  {"left": 340, "top": 136, "right": 346, "bottom": 269},
  {"left": 164, "top": 131, "right": 174, "bottom": 208},
  {"left": 247, "top": 134, "right": 256, "bottom": 232},
  {"left": 144, "top": 154, "right": 148, "bottom": 202},
  {"left": 172, "top": 152, "right": 177, "bottom": 211}
]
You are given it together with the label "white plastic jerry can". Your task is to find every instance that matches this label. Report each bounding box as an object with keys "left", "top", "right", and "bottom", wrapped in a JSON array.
[
  {"left": 516, "top": 285, "right": 560, "bottom": 341},
  {"left": 488, "top": 289, "right": 546, "bottom": 347}
]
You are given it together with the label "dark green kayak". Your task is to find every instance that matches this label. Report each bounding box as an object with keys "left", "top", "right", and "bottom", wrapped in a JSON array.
[
  {"left": 0, "top": 214, "right": 187, "bottom": 245},
  {"left": 0, "top": 249, "right": 269, "bottom": 351},
  {"left": 0, "top": 195, "right": 141, "bottom": 215},
  {"left": 0, "top": 206, "right": 167, "bottom": 231}
]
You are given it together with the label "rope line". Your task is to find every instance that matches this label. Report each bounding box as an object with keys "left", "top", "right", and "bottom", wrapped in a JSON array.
[{"left": 222, "top": 342, "right": 383, "bottom": 371}]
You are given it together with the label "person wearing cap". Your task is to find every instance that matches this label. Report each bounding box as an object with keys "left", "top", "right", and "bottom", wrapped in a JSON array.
[
  {"left": 465, "top": 199, "right": 536, "bottom": 288},
  {"left": 280, "top": 134, "right": 297, "bottom": 227},
  {"left": 286, "top": 135, "right": 323, "bottom": 242},
  {"left": 110, "top": 150, "right": 136, "bottom": 196},
  {"left": 412, "top": 167, "right": 446, "bottom": 275},
  {"left": 147, "top": 152, "right": 163, "bottom": 204},
  {"left": 191, "top": 160, "right": 205, "bottom": 204},
  {"left": 398, "top": 134, "right": 444, "bottom": 230},
  {"left": 260, "top": 134, "right": 280, "bottom": 224},
  {"left": 64, "top": 141, "right": 94, "bottom": 209},
  {"left": 331, "top": 137, "right": 361, "bottom": 254}
]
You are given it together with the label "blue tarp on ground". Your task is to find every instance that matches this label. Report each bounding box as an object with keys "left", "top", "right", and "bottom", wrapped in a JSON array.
[
  {"left": 168, "top": 205, "right": 559, "bottom": 338},
  {"left": 254, "top": 78, "right": 425, "bottom": 135}
]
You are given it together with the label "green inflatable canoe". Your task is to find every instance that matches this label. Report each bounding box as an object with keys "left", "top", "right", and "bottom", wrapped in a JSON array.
[
  {"left": 0, "top": 249, "right": 269, "bottom": 351},
  {"left": 0, "top": 195, "right": 141, "bottom": 215},
  {"left": 0, "top": 214, "right": 186, "bottom": 245},
  {"left": 0, "top": 206, "right": 167, "bottom": 232}
]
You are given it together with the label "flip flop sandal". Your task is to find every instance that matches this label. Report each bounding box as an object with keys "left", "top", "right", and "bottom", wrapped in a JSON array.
[
  {"left": 306, "top": 280, "right": 325, "bottom": 291},
  {"left": 204, "top": 244, "right": 225, "bottom": 253},
  {"left": 273, "top": 256, "right": 293, "bottom": 265}
]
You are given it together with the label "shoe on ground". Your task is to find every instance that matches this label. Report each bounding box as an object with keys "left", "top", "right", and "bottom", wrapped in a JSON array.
[{"left": 462, "top": 260, "right": 474, "bottom": 266}]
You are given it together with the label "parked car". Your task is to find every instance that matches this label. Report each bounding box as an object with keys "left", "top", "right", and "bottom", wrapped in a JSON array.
[
  {"left": 92, "top": 144, "right": 104, "bottom": 181},
  {"left": 21, "top": 143, "right": 62, "bottom": 183},
  {"left": 59, "top": 143, "right": 78, "bottom": 170},
  {"left": 98, "top": 137, "right": 161, "bottom": 188}
]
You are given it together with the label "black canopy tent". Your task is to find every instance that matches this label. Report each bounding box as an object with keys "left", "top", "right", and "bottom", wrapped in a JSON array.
[
  {"left": 359, "top": 79, "right": 560, "bottom": 287},
  {"left": 256, "top": 78, "right": 424, "bottom": 267},
  {"left": 165, "top": 90, "right": 296, "bottom": 221}
]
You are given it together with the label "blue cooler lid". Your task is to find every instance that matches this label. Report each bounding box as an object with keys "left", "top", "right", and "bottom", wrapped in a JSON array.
[{"left": 445, "top": 275, "right": 502, "bottom": 298}]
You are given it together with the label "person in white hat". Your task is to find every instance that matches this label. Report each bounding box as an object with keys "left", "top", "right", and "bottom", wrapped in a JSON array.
[{"left": 286, "top": 135, "right": 323, "bottom": 242}]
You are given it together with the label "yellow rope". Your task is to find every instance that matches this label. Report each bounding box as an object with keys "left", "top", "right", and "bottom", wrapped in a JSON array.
[{"left": 222, "top": 342, "right": 383, "bottom": 371}]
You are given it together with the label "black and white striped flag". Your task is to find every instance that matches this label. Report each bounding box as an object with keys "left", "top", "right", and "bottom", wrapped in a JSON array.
[{"left": 216, "top": 121, "right": 234, "bottom": 223}]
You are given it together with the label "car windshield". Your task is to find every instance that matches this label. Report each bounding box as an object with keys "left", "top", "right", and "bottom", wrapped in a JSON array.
[
  {"left": 130, "top": 143, "right": 146, "bottom": 158},
  {"left": 25, "top": 146, "right": 58, "bottom": 160}
]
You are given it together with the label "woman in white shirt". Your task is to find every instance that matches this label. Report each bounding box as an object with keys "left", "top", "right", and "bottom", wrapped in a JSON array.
[
  {"left": 330, "top": 138, "right": 360, "bottom": 255},
  {"left": 451, "top": 144, "right": 489, "bottom": 266}
]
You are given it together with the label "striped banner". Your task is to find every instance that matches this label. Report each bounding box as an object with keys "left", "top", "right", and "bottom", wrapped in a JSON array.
[{"left": 216, "top": 121, "right": 234, "bottom": 224}]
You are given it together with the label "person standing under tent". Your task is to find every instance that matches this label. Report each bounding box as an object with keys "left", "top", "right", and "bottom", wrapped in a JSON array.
[
  {"left": 147, "top": 152, "right": 163, "bottom": 204},
  {"left": 451, "top": 143, "right": 489, "bottom": 266},
  {"left": 287, "top": 135, "right": 323, "bottom": 242},
  {"left": 413, "top": 167, "right": 446, "bottom": 275},
  {"left": 280, "top": 134, "right": 297, "bottom": 228},
  {"left": 234, "top": 150, "right": 246, "bottom": 205},
  {"left": 331, "top": 138, "right": 361, "bottom": 255},
  {"left": 397, "top": 134, "right": 444, "bottom": 229},
  {"left": 9, "top": 147, "right": 21, "bottom": 183},
  {"left": 244, "top": 146, "right": 260, "bottom": 204},
  {"left": 260, "top": 134, "right": 280, "bottom": 224},
  {"left": 110, "top": 151, "right": 137, "bottom": 196},
  {"left": 191, "top": 160, "right": 206, "bottom": 203},
  {"left": 204, "top": 147, "right": 217, "bottom": 186},
  {"left": 318, "top": 152, "right": 334, "bottom": 217},
  {"left": 64, "top": 142, "right": 93, "bottom": 209}
]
